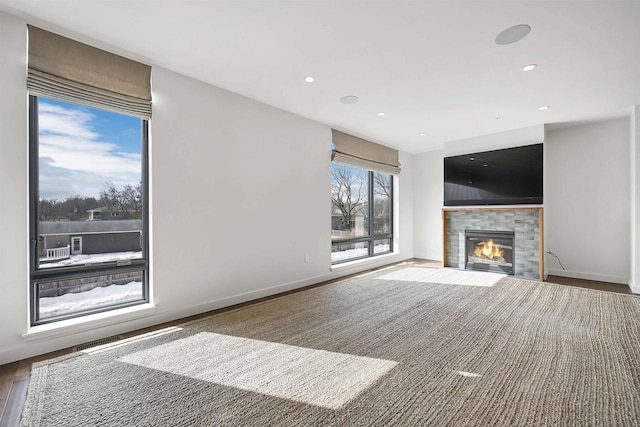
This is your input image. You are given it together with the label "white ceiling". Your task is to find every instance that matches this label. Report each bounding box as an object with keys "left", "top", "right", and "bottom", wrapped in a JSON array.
[{"left": 1, "top": 0, "right": 639, "bottom": 153}]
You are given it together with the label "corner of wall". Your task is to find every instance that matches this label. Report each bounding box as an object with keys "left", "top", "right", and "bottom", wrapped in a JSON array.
[{"left": 631, "top": 105, "right": 639, "bottom": 291}]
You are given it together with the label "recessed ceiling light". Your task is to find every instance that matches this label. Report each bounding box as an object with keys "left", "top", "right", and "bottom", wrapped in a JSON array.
[
  {"left": 522, "top": 64, "right": 537, "bottom": 71},
  {"left": 304, "top": 76, "right": 315, "bottom": 83},
  {"left": 495, "top": 24, "right": 531, "bottom": 45},
  {"left": 340, "top": 95, "right": 359, "bottom": 104},
  {"left": 377, "top": 112, "right": 385, "bottom": 117},
  {"left": 420, "top": 133, "right": 426, "bottom": 137},
  {"left": 538, "top": 106, "right": 550, "bottom": 111}
]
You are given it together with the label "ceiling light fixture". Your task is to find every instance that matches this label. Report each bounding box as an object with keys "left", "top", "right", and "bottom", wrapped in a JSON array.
[
  {"left": 522, "top": 64, "right": 537, "bottom": 71},
  {"left": 377, "top": 112, "right": 385, "bottom": 117},
  {"left": 420, "top": 133, "right": 426, "bottom": 137},
  {"left": 304, "top": 76, "right": 315, "bottom": 83},
  {"left": 495, "top": 24, "right": 531, "bottom": 45},
  {"left": 340, "top": 95, "right": 359, "bottom": 104},
  {"left": 538, "top": 106, "right": 550, "bottom": 111}
]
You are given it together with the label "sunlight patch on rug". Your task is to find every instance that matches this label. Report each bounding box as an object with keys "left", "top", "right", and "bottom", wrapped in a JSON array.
[
  {"left": 377, "top": 267, "right": 504, "bottom": 287},
  {"left": 117, "top": 332, "right": 397, "bottom": 409},
  {"left": 455, "top": 370, "right": 482, "bottom": 378}
]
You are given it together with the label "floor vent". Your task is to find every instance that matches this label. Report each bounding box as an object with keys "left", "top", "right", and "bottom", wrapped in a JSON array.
[{"left": 74, "top": 335, "right": 122, "bottom": 352}]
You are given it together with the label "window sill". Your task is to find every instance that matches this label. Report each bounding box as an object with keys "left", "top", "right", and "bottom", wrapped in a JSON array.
[
  {"left": 22, "top": 303, "right": 157, "bottom": 343},
  {"left": 330, "top": 252, "right": 395, "bottom": 271}
]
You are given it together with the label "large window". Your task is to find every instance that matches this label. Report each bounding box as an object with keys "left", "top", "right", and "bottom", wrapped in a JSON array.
[
  {"left": 29, "top": 96, "right": 149, "bottom": 325},
  {"left": 331, "top": 163, "right": 393, "bottom": 263}
]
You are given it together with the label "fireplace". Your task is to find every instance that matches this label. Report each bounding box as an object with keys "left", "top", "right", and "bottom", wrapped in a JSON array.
[{"left": 465, "top": 230, "right": 515, "bottom": 275}]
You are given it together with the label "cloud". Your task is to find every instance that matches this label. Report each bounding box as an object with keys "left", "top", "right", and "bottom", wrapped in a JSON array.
[
  {"left": 39, "top": 103, "right": 99, "bottom": 140},
  {"left": 38, "top": 102, "right": 141, "bottom": 200},
  {"left": 39, "top": 157, "right": 128, "bottom": 201}
]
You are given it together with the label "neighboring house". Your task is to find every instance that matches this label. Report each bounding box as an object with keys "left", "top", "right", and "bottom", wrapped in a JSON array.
[
  {"left": 86, "top": 206, "right": 137, "bottom": 221},
  {"left": 39, "top": 219, "right": 142, "bottom": 258},
  {"left": 331, "top": 204, "right": 390, "bottom": 236},
  {"left": 331, "top": 207, "right": 366, "bottom": 237}
]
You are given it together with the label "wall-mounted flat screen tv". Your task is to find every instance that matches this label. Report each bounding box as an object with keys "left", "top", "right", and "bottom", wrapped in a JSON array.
[{"left": 444, "top": 143, "right": 543, "bottom": 206}]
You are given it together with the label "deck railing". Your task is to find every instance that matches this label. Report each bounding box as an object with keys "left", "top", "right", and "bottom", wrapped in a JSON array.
[{"left": 45, "top": 245, "right": 70, "bottom": 261}]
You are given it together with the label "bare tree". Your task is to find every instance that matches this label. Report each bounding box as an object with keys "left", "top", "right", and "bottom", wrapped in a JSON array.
[
  {"left": 120, "top": 182, "right": 142, "bottom": 217},
  {"left": 372, "top": 173, "right": 392, "bottom": 234},
  {"left": 331, "top": 165, "right": 367, "bottom": 230},
  {"left": 39, "top": 196, "right": 101, "bottom": 221},
  {"left": 373, "top": 172, "right": 391, "bottom": 198},
  {"left": 100, "top": 181, "right": 142, "bottom": 218},
  {"left": 39, "top": 199, "right": 62, "bottom": 221}
]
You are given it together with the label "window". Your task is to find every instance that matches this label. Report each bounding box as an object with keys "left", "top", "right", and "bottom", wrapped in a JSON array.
[
  {"left": 331, "top": 163, "right": 393, "bottom": 263},
  {"left": 26, "top": 25, "right": 151, "bottom": 325},
  {"left": 29, "top": 96, "right": 149, "bottom": 325}
]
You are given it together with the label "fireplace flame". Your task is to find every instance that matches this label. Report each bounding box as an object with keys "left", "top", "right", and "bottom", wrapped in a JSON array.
[{"left": 474, "top": 239, "right": 504, "bottom": 260}]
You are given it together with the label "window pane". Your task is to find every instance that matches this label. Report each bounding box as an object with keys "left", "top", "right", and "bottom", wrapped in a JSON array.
[
  {"left": 331, "top": 241, "right": 369, "bottom": 263},
  {"left": 37, "top": 97, "right": 143, "bottom": 269},
  {"left": 331, "top": 164, "right": 369, "bottom": 239},
  {"left": 374, "top": 239, "right": 391, "bottom": 254},
  {"left": 36, "top": 270, "right": 144, "bottom": 321},
  {"left": 373, "top": 173, "right": 392, "bottom": 235}
]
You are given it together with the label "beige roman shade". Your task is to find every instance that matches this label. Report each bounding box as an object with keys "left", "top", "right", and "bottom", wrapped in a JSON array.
[
  {"left": 331, "top": 129, "right": 401, "bottom": 174},
  {"left": 27, "top": 25, "right": 152, "bottom": 118}
]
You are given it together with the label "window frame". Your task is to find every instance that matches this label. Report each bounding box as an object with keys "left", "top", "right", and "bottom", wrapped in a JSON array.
[
  {"left": 28, "top": 95, "right": 150, "bottom": 326},
  {"left": 331, "top": 168, "right": 394, "bottom": 264}
]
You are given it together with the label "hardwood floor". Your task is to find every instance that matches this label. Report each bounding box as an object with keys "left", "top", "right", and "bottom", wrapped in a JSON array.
[
  {"left": 0, "top": 363, "right": 17, "bottom": 427},
  {"left": 545, "top": 274, "right": 631, "bottom": 294},
  {"left": 0, "top": 259, "right": 634, "bottom": 425}
]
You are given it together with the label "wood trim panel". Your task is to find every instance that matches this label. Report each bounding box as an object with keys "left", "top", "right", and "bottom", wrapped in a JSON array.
[
  {"left": 443, "top": 206, "right": 543, "bottom": 211},
  {"left": 539, "top": 208, "right": 544, "bottom": 280},
  {"left": 442, "top": 209, "right": 448, "bottom": 268}
]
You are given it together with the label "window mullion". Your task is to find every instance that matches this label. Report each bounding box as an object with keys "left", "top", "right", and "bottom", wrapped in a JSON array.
[
  {"left": 29, "top": 96, "right": 39, "bottom": 276},
  {"left": 388, "top": 174, "right": 394, "bottom": 254},
  {"left": 368, "top": 171, "right": 374, "bottom": 256}
]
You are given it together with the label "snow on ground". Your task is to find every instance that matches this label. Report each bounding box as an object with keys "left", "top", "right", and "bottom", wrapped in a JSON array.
[
  {"left": 40, "top": 251, "right": 142, "bottom": 268},
  {"left": 331, "top": 244, "right": 390, "bottom": 262},
  {"left": 37, "top": 245, "right": 389, "bottom": 317},
  {"left": 40, "top": 281, "right": 143, "bottom": 319}
]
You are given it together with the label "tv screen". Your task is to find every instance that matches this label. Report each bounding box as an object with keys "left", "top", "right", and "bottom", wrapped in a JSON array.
[{"left": 444, "top": 144, "right": 543, "bottom": 206}]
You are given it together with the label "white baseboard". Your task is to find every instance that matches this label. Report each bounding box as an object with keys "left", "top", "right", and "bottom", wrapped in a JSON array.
[
  {"left": 547, "top": 269, "right": 628, "bottom": 286},
  {"left": 629, "top": 280, "right": 640, "bottom": 294},
  {"left": 412, "top": 253, "right": 442, "bottom": 263}
]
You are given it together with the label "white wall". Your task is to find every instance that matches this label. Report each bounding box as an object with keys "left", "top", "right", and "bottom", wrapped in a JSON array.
[
  {"left": 632, "top": 106, "right": 640, "bottom": 293},
  {"left": 0, "top": 11, "right": 30, "bottom": 365},
  {"left": 413, "top": 150, "right": 444, "bottom": 261},
  {"left": 545, "top": 118, "right": 630, "bottom": 284},
  {"left": 0, "top": 11, "right": 413, "bottom": 364},
  {"left": 150, "top": 67, "right": 332, "bottom": 310},
  {"left": 396, "top": 151, "right": 414, "bottom": 259}
]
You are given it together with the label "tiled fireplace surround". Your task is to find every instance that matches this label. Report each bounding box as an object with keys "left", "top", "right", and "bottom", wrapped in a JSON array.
[{"left": 443, "top": 207, "right": 543, "bottom": 280}]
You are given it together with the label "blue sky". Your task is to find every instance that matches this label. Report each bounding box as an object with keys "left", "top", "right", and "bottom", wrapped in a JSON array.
[{"left": 38, "top": 97, "right": 142, "bottom": 200}]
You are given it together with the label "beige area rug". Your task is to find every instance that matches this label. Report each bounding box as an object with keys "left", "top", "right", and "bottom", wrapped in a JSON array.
[{"left": 20, "top": 266, "right": 640, "bottom": 426}]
